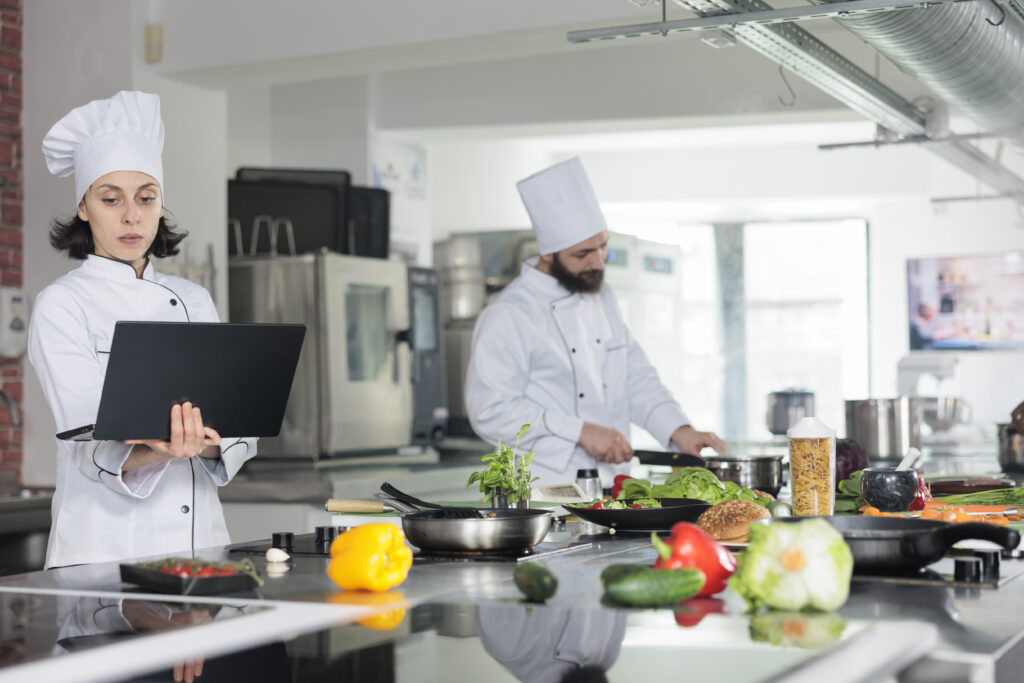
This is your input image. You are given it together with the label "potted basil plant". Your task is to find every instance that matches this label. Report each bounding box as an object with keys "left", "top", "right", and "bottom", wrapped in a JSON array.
[{"left": 466, "top": 424, "right": 539, "bottom": 508}]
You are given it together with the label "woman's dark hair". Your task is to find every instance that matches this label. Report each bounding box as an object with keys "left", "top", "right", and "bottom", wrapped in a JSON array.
[{"left": 49, "top": 210, "right": 188, "bottom": 259}]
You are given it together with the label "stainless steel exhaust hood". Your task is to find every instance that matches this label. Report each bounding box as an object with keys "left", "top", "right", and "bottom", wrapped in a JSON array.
[{"left": 571, "top": 0, "right": 1024, "bottom": 200}]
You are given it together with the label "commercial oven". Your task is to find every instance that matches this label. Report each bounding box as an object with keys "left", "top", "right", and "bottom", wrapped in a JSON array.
[{"left": 229, "top": 252, "right": 445, "bottom": 457}]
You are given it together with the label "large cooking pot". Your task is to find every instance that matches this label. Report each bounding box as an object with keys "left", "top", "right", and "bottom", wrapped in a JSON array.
[
  {"left": 766, "top": 389, "right": 815, "bottom": 435},
  {"left": 845, "top": 397, "right": 921, "bottom": 460},
  {"left": 769, "top": 516, "right": 1020, "bottom": 574},
  {"left": 998, "top": 423, "right": 1024, "bottom": 473},
  {"left": 400, "top": 508, "right": 552, "bottom": 553},
  {"left": 704, "top": 455, "right": 786, "bottom": 496}
]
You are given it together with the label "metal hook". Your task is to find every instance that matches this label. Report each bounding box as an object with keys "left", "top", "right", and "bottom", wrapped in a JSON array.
[
  {"left": 777, "top": 65, "right": 796, "bottom": 108},
  {"left": 986, "top": 0, "right": 1004, "bottom": 26}
]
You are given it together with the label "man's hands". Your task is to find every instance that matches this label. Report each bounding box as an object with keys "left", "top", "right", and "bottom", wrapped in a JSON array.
[
  {"left": 579, "top": 422, "right": 633, "bottom": 464},
  {"left": 670, "top": 425, "right": 728, "bottom": 457},
  {"left": 579, "top": 423, "right": 728, "bottom": 464}
]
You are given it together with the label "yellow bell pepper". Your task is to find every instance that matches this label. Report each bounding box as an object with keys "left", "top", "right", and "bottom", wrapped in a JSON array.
[
  {"left": 330, "top": 590, "right": 407, "bottom": 631},
  {"left": 328, "top": 523, "right": 413, "bottom": 592}
]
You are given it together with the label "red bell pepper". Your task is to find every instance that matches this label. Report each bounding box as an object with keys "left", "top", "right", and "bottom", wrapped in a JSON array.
[
  {"left": 673, "top": 597, "right": 727, "bottom": 627},
  {"left": 908, "top": 471, "right": 932, "bottom": 512},
  {"left": 651, "top": 522, "right": 736, "bottom": 597},
  {"left": 611, "top": 474, "right": 632, "bottom": 498}
]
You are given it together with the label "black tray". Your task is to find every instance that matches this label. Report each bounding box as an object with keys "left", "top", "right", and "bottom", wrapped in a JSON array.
[
  {"left": 120, "top": 563, "right": 259, "bottom": 596},
  {"left": 566, "top": 498, "right": 711, "bottom": 532}
]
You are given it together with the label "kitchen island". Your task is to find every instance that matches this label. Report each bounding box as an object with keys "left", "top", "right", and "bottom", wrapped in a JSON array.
[{"left": 0, "top": 511, "right": 1022, "bottom": 683}]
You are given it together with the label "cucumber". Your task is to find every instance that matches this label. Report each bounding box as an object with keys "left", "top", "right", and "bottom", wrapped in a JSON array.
[
  {"left": 600, "top": 563, "right": 650, "bottom": 588},
  {"left": 768, "top": 500, "right": 793, "bottom": 518},
  {"left": 604, "top": 568, "right": 705, "bottom": 607},
  {"left": 514, "top": 562, "right": 558, "bottom": 602}
]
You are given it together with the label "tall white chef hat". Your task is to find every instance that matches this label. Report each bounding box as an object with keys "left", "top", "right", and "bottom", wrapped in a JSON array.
[
  {"left": 42, "top": 90, "right": 165, "bottom": 204},
  {"left": 516, "top": 157, "right": 607, "bottom": 255}
]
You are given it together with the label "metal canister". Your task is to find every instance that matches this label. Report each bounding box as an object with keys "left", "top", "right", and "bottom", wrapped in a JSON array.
[
  {"left": 575, "top": 469, "right": 602, "bottom": 500},
  {"left": 766, "top": 389, "right": 815, "bottom": 435}
]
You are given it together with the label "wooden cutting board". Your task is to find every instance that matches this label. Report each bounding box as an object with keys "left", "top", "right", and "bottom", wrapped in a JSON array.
[{"left": 929, "top": 477, "right": 1016, "bottom": 496}]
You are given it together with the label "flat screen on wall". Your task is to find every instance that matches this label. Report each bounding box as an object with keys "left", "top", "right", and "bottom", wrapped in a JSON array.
[{"left": 907, "top": 252, "right": 1024, "bottom": 350}]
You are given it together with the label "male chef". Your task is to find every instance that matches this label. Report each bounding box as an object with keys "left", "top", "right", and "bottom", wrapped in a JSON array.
[{"left": 465, "top": 157, "right": 726, "bottom": 487}]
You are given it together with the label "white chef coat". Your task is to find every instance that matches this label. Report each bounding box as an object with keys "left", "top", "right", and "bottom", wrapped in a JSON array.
[
  {"left": 28, "top": 255, "right": 257, "bottom": 569},
  {"left": 476, "top": 604, "right": 627, "bottom": 683},
  {"left": 465, "top": 256, "right": 689, "bottom": 487}
]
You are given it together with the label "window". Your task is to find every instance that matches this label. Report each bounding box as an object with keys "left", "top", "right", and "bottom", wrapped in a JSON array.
[{"left": 607, "top": 218, "right": 869, "bottom": 444}]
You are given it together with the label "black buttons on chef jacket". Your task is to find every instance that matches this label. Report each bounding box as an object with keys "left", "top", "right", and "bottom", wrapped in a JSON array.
[
  {"left": 579, "top": 393, "right": 584, "bottom": 398},
  {"left": 169, "top": 298, "right": 177, "bottom": 306},
  {"left": 180, "top": 505, "right": 190, "bottom": 514},
  {"left": 571, "top": 348, "right": 576, "bottom": 353}
]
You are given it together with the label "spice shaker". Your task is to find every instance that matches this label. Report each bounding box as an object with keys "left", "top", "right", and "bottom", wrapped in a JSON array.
[
  {"left": 787, "top": 416, "right": 836, "bottom": 516},
  {"left": 575, "top": 468, "right": 602, "bottom": 501}
]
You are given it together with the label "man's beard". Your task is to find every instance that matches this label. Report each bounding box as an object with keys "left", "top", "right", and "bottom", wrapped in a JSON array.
[{"left": 549, "top": 254, "right": 603, "bottom": 294}]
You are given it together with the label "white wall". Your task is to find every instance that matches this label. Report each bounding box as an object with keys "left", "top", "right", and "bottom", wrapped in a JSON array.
[
  {"left": 23, "top": 0, "right": 135, "bottom": 487},
  {"left": 22, "top": 2, "right": 230, "bottom": 487},
  {"left": 225, "top": 87, "right": 273, "bottom": 177},
  {"left": 269, "top": 77, "right": 371, "bottom": 184}
]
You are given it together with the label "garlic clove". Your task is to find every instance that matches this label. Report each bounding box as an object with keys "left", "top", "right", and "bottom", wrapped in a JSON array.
[{"left": 265, "top": 547, "right": 291, "bottom": 563}]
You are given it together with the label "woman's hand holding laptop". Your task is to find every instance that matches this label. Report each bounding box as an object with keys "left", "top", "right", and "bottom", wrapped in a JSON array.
[{"left": 126, "top": 401, "right": 222, "bottom": 462}]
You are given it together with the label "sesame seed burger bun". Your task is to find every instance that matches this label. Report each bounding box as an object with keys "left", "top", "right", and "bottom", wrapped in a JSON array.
[{"left": 697, "top": 499, "right": 771, "bottom": 543}]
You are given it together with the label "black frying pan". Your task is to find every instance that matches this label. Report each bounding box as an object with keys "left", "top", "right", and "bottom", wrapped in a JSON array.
[
  {"left": 772, "top": 516, "right": 1021, "bottom": 574},
  {"left": 566, "top": 498, "right": 711, "bottom": 532},
  {"left": 634, "top": 450, "right": 707, "bottom": 468}
]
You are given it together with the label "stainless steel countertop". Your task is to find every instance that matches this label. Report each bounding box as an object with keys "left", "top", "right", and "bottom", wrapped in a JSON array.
[{"left": 0, "top": 516, "right": 1022, "bottom": 682}]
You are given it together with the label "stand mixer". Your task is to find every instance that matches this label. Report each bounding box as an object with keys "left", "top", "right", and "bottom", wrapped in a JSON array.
[{"left": 897, "top": 353, "right": 972, "bottom": 443}]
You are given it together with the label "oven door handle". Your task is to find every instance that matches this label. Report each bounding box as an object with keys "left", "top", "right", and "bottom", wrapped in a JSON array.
[{"left": 395, "top": 328, "right": 415, "bottom": 383}]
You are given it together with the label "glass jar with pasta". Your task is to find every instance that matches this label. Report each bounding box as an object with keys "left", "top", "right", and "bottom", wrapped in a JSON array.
[{"left": 787, "top": 417, "right": 837, "bottom": 516}]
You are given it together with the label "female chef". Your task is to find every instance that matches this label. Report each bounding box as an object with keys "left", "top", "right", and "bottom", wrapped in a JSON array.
[{"left": 28, "top": 91, "right": 257, "bottom": 569}]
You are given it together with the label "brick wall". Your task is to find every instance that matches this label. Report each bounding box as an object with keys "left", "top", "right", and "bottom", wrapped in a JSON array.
[{"left": 0, "top": 0, "right": 21, "bottom": 476}]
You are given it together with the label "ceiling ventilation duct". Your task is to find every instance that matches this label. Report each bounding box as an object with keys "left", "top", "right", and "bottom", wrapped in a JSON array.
[
  {"left": 812, "top": 0, "right": 1024, "bottom": 151},
  {"left": 666, "top": 0, "right": 1024, "bottom": 198}
]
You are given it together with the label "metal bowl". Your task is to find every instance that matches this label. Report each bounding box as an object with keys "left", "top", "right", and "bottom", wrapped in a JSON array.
[
  {"left": 705, "top": 455, "right": 785, "bottom": 497},
  {"left": 918, "top": 397, "right": 971, "bottom": 432}
]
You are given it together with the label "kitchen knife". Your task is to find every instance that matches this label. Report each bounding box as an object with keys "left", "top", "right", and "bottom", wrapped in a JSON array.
[{"left": 634, "top": 450, "right": 707, "bottom": 468}]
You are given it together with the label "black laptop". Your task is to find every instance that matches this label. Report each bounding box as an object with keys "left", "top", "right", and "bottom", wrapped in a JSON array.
[{"left": 57, "top": 322, "right": 306, "bottom": 441}]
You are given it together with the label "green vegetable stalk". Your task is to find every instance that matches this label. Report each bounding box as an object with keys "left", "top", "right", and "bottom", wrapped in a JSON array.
[
  {"left": 729, "top": 519, "right": 853, "bottom": 612},
  {"left": 467, "top": 424, "right": 539, "bottom": 504}
]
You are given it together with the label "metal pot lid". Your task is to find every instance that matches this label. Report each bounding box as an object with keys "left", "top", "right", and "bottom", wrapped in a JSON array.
[{"left": 769, "top": 388, "right": 813, "bottom": 397}]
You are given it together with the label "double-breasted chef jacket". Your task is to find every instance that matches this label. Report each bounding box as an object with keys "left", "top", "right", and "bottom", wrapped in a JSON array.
[
  {"left": 28, "top": 255, "right": 257, "bottom": 569},
  {"left": 465, "top": 256, "right": 689, "bottom": 487}
]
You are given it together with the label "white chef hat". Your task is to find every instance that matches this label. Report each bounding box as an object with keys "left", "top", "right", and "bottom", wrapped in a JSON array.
[
  {"left": 516, "top": 157, "right": 607, "bottom": 255},
  {"left": 42, "top": 90, "right": 165, "bottom": 204}
]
